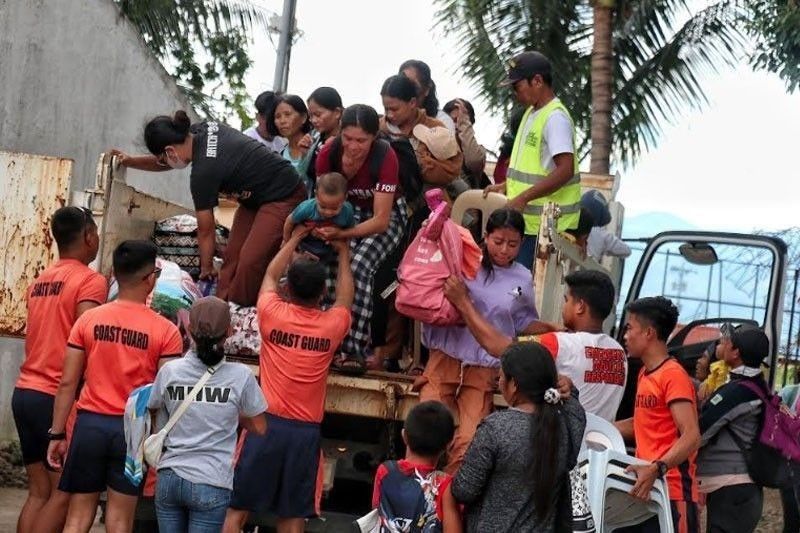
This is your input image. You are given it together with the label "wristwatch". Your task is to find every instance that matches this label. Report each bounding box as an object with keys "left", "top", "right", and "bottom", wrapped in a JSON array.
[
  {"left": 47, "top": 429, "right": 66, "bottom": 441},
  {"left": 655, "top": 460, "right": 668, "bottom": 479}
]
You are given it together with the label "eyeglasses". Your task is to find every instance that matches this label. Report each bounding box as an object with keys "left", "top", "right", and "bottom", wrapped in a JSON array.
[
  {"left": 143, "top": 267, "right": 162, "bottom": 281},
  {"left": 72, "top": 206, "right": 93, "bottom": 224}
]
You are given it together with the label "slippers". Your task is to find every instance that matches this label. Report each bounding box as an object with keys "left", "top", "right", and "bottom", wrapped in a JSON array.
[{"left": 333, "top": 354, "right": 367, "bottom": 376}]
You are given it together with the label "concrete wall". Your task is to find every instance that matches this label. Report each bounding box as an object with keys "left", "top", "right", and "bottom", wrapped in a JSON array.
[
  {"left": 0, "top": 0, "right": 201, "bottom": 440},
  {"left": 0, "top": 0, "right": 198, "bottom": 207}
]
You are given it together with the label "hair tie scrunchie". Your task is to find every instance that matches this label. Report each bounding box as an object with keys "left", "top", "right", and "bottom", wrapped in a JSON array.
[{"left": 543, "top": 387, "right": 561, "bottom": 405}]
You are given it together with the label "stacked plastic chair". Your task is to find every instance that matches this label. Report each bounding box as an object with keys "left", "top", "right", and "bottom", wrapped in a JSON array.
[
  {"left": 577, "top": 414, "right": 674, "bottom": 532},
  {"left": 450, "top": 189, "right": 508, "bottom": 235}
]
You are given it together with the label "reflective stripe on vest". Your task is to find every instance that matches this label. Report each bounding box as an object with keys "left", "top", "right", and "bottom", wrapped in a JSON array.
[{"left": 507, "top": 98, "right": 581, "bottom": 235}]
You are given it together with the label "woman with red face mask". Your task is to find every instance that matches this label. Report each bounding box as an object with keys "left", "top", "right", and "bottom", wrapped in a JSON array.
[{"left": 112, "top": 110, "right": 305, "bottom": 307}]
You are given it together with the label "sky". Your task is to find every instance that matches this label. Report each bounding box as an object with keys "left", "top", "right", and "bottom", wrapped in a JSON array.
[{"left": 243, "top": 0, "right": 800, "bottom": 234}]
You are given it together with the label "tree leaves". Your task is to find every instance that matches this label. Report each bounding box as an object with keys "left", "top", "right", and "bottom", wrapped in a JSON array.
[
  {"left": 115, "top": 0, "right": 272, "bottom": 123},
  {"left": 435, "top": 0, "right": 785, "bottom": 169},
  {"left": 746, "top": 0, "right": 800, "bottom": 92}
]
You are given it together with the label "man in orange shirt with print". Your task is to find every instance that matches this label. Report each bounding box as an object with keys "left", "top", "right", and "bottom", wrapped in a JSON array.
[
  {"left": 12, "top": 206, "right": 107, "bottom": 533},
  {"left": 46, "top": 240, "right": 184, "bottom": 533},
  {"left": 615, "top": 296, "right": 701, "bottom": 533},
  {"left": 223, "top": 228, "right": 353, "bottom": 533}
]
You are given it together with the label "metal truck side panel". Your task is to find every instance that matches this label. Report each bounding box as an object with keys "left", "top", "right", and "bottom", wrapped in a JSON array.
[{"left": 0, "top": 151, "right": 72, "bottom": 336}]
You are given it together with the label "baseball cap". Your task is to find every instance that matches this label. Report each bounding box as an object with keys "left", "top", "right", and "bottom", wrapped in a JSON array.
[
  {"left": 189, "top": 296, "right": 230, "bottom": 339},
  {"left": 412, "top": 124, "right": 459, "bottom": 161},
  {"left": 724, "top": 324, "right": 769, "bottom": 368},
  {"left": 499, "top": 51, "right": 552, "bottom": 87},
  {"left": 581, "top": 190, "right": 612, "bottom": 227}
]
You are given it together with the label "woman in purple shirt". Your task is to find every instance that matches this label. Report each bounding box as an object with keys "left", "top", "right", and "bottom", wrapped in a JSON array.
[{"left": 420, "top": 207, "right": 557, "bottom": 473}]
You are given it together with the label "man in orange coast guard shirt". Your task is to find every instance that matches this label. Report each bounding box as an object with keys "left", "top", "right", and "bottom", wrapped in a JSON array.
[
  {"left": 47, "top": 241, "right": 183, "bottom": 533},
  {"left": 13, "top": 207, "right": 107, "bottom": 533},
  {"left": 223, "top": 227, "right": 353, "bottom": 533}
]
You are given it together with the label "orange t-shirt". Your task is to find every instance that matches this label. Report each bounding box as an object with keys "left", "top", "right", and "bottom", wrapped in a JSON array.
[
  {"left": 17, "top": 259, "right": 108, "bottom": 395},
  {"left": 633, "top": 358, "right": 699, "bottom": 502},
  {"left": 256, "top": 291, "right": 351, "bottom": 423},
  {"left": 68, "top": 300, "right": 183, "bottom": 415}
]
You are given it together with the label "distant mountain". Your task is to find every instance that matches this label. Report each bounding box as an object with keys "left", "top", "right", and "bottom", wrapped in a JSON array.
[{"left": 622, "top": 212, "right": 698, "bottom": 239}]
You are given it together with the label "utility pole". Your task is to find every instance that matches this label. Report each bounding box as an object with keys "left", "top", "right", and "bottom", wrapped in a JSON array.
[
  {"left": 670, "top": 265, "right": 695, "bottom": 315},
  {"left": 272, "top": 0, "right": 298, "bottom": 93}
]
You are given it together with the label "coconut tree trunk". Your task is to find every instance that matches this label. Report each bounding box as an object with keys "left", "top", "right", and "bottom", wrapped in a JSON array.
[{"left": 590, "top": 2, "right": 614, "bottom": 174}]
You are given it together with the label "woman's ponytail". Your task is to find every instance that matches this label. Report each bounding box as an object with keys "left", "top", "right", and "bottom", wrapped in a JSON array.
[
  {"left": 501, "top": 342, "right": 563, "bottom": 522},
  {"left": 143, "top": 109, "right": 192, "bottom": 155},
  {"left": 194, "top": 335, "right": 225, "bottom": 367},
  {"left": 172, "top": 110, "right": 191, "bottom": 135}
]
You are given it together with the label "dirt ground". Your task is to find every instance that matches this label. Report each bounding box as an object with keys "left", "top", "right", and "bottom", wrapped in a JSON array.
[
  {"left": 0, "top": 487, "right": 789, "bottom": 532},
  {"left": 0, "top": 442, "right": 791, "bottom": 532}
]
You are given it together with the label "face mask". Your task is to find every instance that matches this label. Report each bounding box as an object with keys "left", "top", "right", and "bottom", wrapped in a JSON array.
[{"left": 165, "top": 149, "right": 189, "bottom": 170}]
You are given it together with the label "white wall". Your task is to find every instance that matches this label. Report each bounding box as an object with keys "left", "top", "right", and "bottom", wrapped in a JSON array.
[
  {"left": 0, "top": 0, "right": 201, "bottom": 440},
  {"left": 0, "top": 0, "right": 198, "bottom": 208}
]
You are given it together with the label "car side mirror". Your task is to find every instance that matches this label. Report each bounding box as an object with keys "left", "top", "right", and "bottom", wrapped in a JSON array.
[{"left": 679, "top": 242, "right": 718, "bottom": 265}]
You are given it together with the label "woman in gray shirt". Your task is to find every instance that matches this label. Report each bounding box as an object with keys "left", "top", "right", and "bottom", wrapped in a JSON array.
[
  {"left": 451, "top": 342, "right": 586, "bottom": 533},
  {"left": 148, "top": 296, "right": 267, "bottom": 532}
]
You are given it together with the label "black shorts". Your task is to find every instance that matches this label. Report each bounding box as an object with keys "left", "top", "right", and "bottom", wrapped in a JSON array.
[
  {"left": 11, "top": 388, "right": 54, "bottom": 465},
  {"left": 58, "top": 411, "right": 140, "bottom": 496},
  {"left": 230, "top": 414, "right": 321, "bottom": 518}
]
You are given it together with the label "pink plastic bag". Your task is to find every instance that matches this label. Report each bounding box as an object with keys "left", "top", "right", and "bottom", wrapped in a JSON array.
[{"left": 395, "top": 190, "right": 465, "bottom": 326}]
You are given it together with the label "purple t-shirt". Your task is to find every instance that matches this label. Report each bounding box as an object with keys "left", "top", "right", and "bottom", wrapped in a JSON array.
[{"left": 422, "top": 263, "right": 539, "bottom": 368}]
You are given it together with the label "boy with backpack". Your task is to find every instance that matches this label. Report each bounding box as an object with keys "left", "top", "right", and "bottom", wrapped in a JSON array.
[
  {"left": 697, "top": 325, "right": 796, "bottom": 533},
  {"left": 372, "top": 401, "right": 462, "bottom": 533}
]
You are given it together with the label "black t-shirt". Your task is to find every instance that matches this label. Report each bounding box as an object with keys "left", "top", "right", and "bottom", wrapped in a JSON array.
[{"left": 190, "top": 121, "right": 300, "bottom": 211}]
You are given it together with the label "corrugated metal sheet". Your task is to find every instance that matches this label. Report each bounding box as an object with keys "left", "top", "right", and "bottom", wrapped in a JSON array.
[{"left": 0, "top": 151, "right": 72, "bottom": 336}]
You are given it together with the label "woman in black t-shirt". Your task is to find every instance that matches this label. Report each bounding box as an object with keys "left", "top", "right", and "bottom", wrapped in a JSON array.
[{"left": 113, "top": 110, "right": 305, "bottom": 307}]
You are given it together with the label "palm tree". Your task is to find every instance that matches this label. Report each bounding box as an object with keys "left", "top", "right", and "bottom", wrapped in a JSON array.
[
  {"left": 591, "top": 0, "right": 614, "bottom": 174},
  {"left": 115, "top": 0, "right": 272, "bottom": 122},
  {"left": 435, "top": 0, "right": 746, "bottom": 173}
]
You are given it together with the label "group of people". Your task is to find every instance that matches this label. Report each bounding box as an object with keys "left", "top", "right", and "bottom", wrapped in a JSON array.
[
  {"left": 110, "top": 50, "right": 631, "bottom": 375},
  {"left": 11, "top": 47, "right": 797, "bottom": 533}
]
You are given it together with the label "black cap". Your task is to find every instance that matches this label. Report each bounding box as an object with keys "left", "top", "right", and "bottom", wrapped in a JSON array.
[
  {"left": 581, "top": 190, "right": 612, "bottom": 227},
  {"left": 729, "top": 326, "right": 770, "bottom": 368},
  {"left": 499, "top": 51, "right": 552, "bottom": 87}
]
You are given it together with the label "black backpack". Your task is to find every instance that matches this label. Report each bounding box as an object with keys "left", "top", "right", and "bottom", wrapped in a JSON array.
[
  {"left": 376, "top": 460, "right": 444, "bottom": 533},
  {"left": 328, "top": 134, "right": 423, "bottom": 204}
]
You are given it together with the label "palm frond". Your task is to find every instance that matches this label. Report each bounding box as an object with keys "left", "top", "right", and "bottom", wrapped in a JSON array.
[
  {"left": 116, "top": 0, "right": 274, "bottom": 120},
  {"left": 434, "top": 0, "right": 748, "bottom": 168},
  {"left": 613, "top": 0, "right": 745, "bottom": 165}
]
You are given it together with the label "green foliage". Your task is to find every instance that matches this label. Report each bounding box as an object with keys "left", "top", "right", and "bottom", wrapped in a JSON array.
[
  {"left": 746, "top": 0, "right": 800, "bottom": 92},
  {"left": 435, "top": 1, "right": 757, "bottom": 167},
  {"left": 116, "top": 0, "right": 271, "bottom": 122}
]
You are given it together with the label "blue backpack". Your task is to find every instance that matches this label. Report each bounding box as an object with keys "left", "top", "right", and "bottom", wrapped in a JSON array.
[{"left": 377, "top": 461, "right": 445, "bottom": 533}]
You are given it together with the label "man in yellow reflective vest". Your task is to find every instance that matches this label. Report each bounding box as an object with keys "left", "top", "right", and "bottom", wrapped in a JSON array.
[{"left": 487, "top": 51, "right": 581, "bottom": 269}]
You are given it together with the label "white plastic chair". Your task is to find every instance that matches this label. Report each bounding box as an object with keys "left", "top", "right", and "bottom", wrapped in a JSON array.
[
  {"left": 450, "top": 189, "right": 507, "bottom": 234},
  {"left": 581, "top": 413, "right": 627, "bottom": 455},
  {"left": 575, "top": 415, "right": 672, "bottom": 532},
  {"left": 581, "top": 448, "right": 673, "bottom": 532}
]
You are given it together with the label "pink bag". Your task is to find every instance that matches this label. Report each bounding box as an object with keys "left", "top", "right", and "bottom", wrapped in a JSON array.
[{"left": 395, "top": 190, "right": 465, "bottom": 326}]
